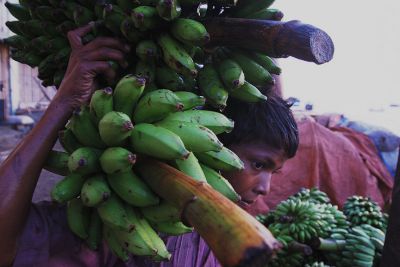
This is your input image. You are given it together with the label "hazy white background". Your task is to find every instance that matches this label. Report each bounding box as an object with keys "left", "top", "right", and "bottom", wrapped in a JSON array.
[{"left": 273, "top": 0, "right": 400, "bottom": 134}]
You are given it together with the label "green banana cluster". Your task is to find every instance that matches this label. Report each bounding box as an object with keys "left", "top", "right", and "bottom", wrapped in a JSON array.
[
  {"left": 288, "top": 187, "right": 331, "bottom": 205},
  {"left": 5, "top": 0, "right": 280, "bottom": 106},
  {"left": 44, "top": 72, "right": 244, "bottom": 261},
  {"left": 256, "top": 188, "right": 389, "bottom": 267},
  {"left": 343, "top": 196, "right": 387, "bottom": 231}
]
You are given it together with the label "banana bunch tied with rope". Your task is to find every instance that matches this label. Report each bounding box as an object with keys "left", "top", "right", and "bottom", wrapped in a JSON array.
[
  {"left": 343, "top": 195, "right": 388, "bottom": 231},
  {"left": 4, "top": 0, "right": 283, "bottom": 107},
  {"left": 42, "top": 72, "right": 246, "bottom": 261}
]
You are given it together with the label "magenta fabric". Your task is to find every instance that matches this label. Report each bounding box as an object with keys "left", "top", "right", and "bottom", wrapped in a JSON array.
[{"left": 13, "top": 202, "right": 220, "bottom": 267}]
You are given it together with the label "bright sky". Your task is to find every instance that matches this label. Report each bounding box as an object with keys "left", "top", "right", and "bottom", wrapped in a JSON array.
[{"left": 273, "top": 0, "right": 400, "bottom": 134}]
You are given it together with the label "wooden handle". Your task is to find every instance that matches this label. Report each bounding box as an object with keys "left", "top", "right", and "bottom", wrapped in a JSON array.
[
  {"left": 203, "top": 17, "right": 334, "bottom": 64},
  {"left": 135, "top": 158, "right": 281, "bottom": 267}
]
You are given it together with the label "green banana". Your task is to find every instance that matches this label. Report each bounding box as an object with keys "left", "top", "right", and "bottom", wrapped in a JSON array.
[
  {"left": 150, "top": 220, "right": 193, "bottom": 235},
  {"left": 80, "top": 174, "right": 112, "bottom": 207},
  {"left": 67, "top": 147, "right": 102, "bottom": 175},
  {"left": 56, "top": 20, "right": 76, "bottom": 35},
  {"left": 3, "top": 35, "right": 29, "bottom": 50},
  {"left": 5, "top": 21, "right": 26, "bottom": 36},
  {"left": 103, "top": 225, "right": 130, "bottom": 261},
  {"left": 137, "top": 0, "right": 159, "bottom": 5},
  {"left": 156, "top": 120, "right": 223, "bottom": 152},
  {"left": 102, "top": 4, "right": 125, "bottom": 34},
  {"left": 99, "top": 147, "right": 137, "bottom": 174},
  {"left": 201, "top": 164, "right": 241, "bottom": 202},
  {"left": 136, "top": 39, "right": 159, "bottom": 61},
  {"left": 34, "top": 6, "right": 67, "bottom": 23},
  {"left": 249, "top": 52, "right": 282, "bottom": 75},
  {"left": 141, "top": 201, "right": 181, "bottom": 222},
  {"left": 120, "top": 17, "right": 144, "bottom": 43},
  {"left": 5, "top": 2, "right": 31, "bottom": 20},
  {"left": 170, "top": 18, "right": 210, "bottom": 46},
  {"left": 53, "top": 69, "right": 66, "bottom": 88},
  {"left": 133, "top": 89, "right": 184, "bottom": 123},
  {"left": 155, "top": 65, "right": 186, "bottom": 91},
  {"left": 73, "top": 5, "right": 95, "bottom": 26},
  {"left": 86, "top": 210, "right": 103, "bottom": 251},
  {"left": 232, "top": 0, "right": 275, "bottom": 18},
  {"left": 229, "top": 81, "right": 268, "bottom": 102},
  {"left": 131, "top": 6, "right": 161, "bottom": 31},
  {"left": 198, "top": 64, "right": 229, "bottom": 110},
  {"left": 156, "top": 0, "right": 181, "bottom": 21},
  {"left": 76, "top": 0, "right": 96, "bottom": 9},
  {"left": 116, "top": 0, "right": 138, "bottom": 12},
  {"left": 43, "top": 150, "right": 70, "bottom": 175},
  {"left": 90, "top": 87, "right": 114, "bottom": 124},
  {"left": 173, "top": 152, "right": 207, "bottom": 182},
  {"left": 68, "top": 106, "right": 106, "bottom": 149},
  {"left": 135, "top": 59, "right": 156, "bottom": 84},
  {"left": 126, "top": 206, "right": 171, "bottom": 260},
  {"left": 107, "top": 170, "right": 159, "bottom": 207},
  {"left": 157, "top": 33, "right": 197, "bottom": 77},
  {"left": 163, "top": 109, "right": 234, "bottom": 134},
  {"left": 113, "top": 74, "right": 146, "bottom": 118},
  {"left": 98, "top": 112, "right": 134, "bottom": 147},
  {"left": 59, "top": 0, "right": 80, "bottom": 20},
  {"left": 230, "top": 51, "right": 275, "bottom": 86},
  {"left": 130, "top": 123, "right": 190, "bottom": 160},
  {"left": 174, "top": 91, "right": 205, "bottom": 110},
  {"left": 217, "top": 59, "right": 245, "bottom": 90},
  {"left": 51, "top": 173, "right": 86, "bottom": 203},
  {"left": 245, "top": 8, "right": 284, "bottom": 21},
  {"left": 67, "top": 198, "right": 91, "bottom": 239},
  {"left": 195, "top": 147, "right": 244, "bottom": 171},
  {"left": 97, "top": 195, "right": 135, "bottom": 232}
]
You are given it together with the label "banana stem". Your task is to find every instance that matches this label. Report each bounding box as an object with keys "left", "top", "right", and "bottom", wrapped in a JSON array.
[
  {"left": 310, "top": 237, "right": 346, "bottom": 252},
  {"left": 135, "top": 158, "right": 281, "bottom": 267},
  {"left": 288, "top": 241, "right": 313, "bottom": 256},
  {"left": 202, "top": 17, "right": 334, "bottom": 64}
]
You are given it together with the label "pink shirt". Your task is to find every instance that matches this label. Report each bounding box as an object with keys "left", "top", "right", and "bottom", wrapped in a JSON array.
[{"left": 13, "top": 202, "right": 220, "bottom": 267}]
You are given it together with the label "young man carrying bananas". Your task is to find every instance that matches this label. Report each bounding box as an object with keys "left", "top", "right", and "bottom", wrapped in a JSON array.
[{"left": 0, "top": 24, "right": 299, "bottom": 267}]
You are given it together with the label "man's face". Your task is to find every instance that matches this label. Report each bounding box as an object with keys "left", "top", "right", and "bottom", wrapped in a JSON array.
[{"left": 223, "top": 142, "right": 288, "bottom": 211}]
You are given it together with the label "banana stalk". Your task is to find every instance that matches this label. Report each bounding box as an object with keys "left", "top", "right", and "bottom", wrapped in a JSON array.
[{"left": 135, "top": 158, "right": 280, "bottom": 267}]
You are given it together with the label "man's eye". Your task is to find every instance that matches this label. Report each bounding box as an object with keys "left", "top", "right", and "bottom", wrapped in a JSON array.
[{"left": 252, "top": 162, "right": 265, "bottom": 170}]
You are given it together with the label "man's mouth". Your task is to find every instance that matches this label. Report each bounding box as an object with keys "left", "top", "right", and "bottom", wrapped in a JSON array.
[{"left": 241, "top": 199, "right": 255, "bottom": 205}]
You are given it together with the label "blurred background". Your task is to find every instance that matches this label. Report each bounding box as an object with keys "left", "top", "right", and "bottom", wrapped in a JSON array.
[{"left": 274, "top": 0, "right": 400, "bottom": 135}]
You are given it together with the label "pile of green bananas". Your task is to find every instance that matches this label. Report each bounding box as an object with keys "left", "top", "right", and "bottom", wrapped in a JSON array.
[
  {"left": 343, "top": 195, "right": 387, "bottom": 231},
  {"left": 288, "top": 187, "right": 331, "bottom": 205},
  {"left": 42, "top": 72, "right": 249, "bottom": 261},
  {"left": 257, "top": 188, "right": 389, "bottom": 267},
  {"left": 4, "top": 0, "right": 283, "bottom": 110}
]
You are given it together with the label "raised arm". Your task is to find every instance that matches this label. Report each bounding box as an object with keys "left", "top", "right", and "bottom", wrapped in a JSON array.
[{"left": 0, "top": 24, "right": 130, "bottom": 267}]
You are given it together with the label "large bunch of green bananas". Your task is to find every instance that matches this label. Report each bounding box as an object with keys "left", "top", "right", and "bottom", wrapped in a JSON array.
[
  {"left": 343, "top": 195, "right": 387, "bottom": 231},
  {"left": 4, "top": 0, "right": 283, "bottom": 109},
  {"left": 41, "top": 71, "right": 251, "bottom": 261},
  {"left": 256, "top": 188, "right": 389, "bottom": 267}
]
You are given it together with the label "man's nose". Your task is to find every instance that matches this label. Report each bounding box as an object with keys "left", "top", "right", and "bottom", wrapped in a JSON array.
[{"left": 252, "top": 173, "right": 272, "bottom": 196}]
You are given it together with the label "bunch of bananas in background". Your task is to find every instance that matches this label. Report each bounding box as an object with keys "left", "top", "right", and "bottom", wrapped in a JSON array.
[
  {"left": 256, "top": 187, "right": 389, "bottom": 267},
  {"left": 4, "top": 0, "right": 286, "bottom": 262},
  {"left": 4, "top": 0, "right": 283, "bottom": 110}
]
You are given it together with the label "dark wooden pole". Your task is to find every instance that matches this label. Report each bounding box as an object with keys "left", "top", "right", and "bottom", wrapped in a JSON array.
[
  {"left": 380, "top": 145, "right": 400, "bottom": 266},
  {"left": 203, "top": 18, "right": 334, "bottom": 65}
]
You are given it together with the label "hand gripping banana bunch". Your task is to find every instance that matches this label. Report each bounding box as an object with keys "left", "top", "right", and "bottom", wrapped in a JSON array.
[
  {"left": 343, "top": 195, "right": 388, "bottom": 231},
  {"left": 4, "top": 0, "right": 282, "bottom": 109},
  {"left": 42, "top": 72, "right": 246, "bottom": 261}
]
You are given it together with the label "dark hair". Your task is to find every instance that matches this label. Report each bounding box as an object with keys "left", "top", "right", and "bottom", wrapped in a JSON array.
[{"left": 219, "top": 94, "right": 299, "bottom": 158}]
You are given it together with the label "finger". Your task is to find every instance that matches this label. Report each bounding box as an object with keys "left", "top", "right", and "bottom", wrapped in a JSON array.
[
  {"left": 89, "top": 61, "right": 117, "bottom": 84},
  {"left": 84, "top": 36, "right": 130, "bottom": 54},
  {"left": 84, "top": 47, "right": 128, "bottom": 68},
  {"left": 67, "top": 23, "right": 95, "bottom": 49}
]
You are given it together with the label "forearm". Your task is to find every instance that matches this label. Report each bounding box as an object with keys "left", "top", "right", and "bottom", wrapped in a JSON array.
[{"left": 0, "top": 97, "right": 72, "bottom": 265}]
